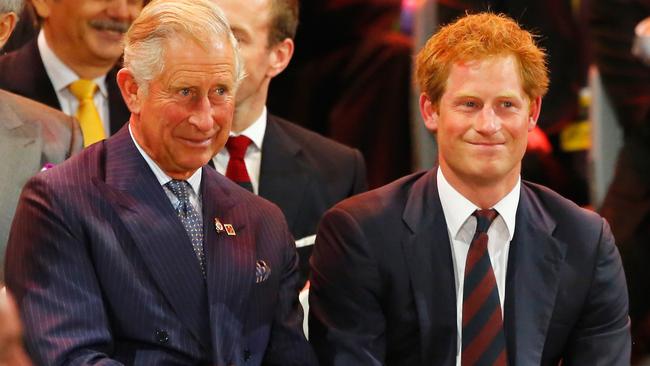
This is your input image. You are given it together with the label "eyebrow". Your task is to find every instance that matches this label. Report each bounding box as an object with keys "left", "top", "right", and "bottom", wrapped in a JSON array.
[{"left": 451, "top": 91, "right": 523, "bottom": 99}]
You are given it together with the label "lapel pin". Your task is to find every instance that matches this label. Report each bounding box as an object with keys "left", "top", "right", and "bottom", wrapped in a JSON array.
[
  {"left": 224, "top": 224, "right": 236, "bottom": 236},
  {"left": 214, "top": 218, "right": 224, "bottom": 233}
]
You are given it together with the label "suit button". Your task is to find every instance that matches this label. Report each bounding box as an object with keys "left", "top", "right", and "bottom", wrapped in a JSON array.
[
  {"left": 243, "top": 349, "right": 251, "bottom": 362},
  {"left": 155, "top": 329, "right": 169, "bottom": 344}
]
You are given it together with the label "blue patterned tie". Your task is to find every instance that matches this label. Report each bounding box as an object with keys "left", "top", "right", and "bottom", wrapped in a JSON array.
[{"left": 165, "top": 180, "right": 205, "bottom": 277}]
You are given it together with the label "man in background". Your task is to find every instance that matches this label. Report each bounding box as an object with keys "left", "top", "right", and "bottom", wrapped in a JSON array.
[
  {"left": 0, "top": 0, "right": 82, "bottom": 279},
  {"left": 212, "top": 0, "right": 367, "bottom": 285},
  {"left": 5, "top": 0, "right": 316, "bottom": 364},
  {"left": 589, "top": 0, "right": 650, "bottom": 362},
  {"left": 0, "top": 0, "right": 143, "bottom": 146}
]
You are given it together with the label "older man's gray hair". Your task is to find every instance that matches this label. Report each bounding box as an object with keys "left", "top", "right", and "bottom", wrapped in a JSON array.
[
  {"left": 0, "top": 0, "right": 23, "bottom": 15},
  {"left": 123, "top": 0, "right": 244, "bottom": 94}
]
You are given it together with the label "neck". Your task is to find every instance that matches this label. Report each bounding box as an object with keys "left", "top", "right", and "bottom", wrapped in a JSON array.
[
  {"left": 440, "top": 165, "right": 519, "bottom": 209},
  {"left": 43, "top": 28, "right": 115, "bottom": 80},
  {"left": 231, "top": 85, "right": 269, "bottom": 134}
]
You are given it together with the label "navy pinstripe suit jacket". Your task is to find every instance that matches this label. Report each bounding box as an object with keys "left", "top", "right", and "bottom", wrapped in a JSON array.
[{"left": 5, "top": 126, "right": 317, "bottom": 366}]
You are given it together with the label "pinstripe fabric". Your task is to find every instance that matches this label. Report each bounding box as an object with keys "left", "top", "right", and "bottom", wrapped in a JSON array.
[{"left": 5, "top": 126, "right": 317, "bottom": 365}]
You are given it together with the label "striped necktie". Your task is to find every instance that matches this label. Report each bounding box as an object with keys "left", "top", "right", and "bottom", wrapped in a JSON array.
[
  {"left": 461, "top": 209, "right": 507, "bottom": 366},
  {"left": 165, "top": 180, "right": 206, "bottom": 277},
  {"left": 69, "top": 79, "right": 105, "bottom": 147}
]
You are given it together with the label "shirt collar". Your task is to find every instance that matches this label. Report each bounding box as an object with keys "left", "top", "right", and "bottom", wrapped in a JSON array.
[
  {"left": 437, "top": 167, "right": 520, "bottom": 241},
  {"left": 230, "top": 107, "right": 267, "bottom": 150},
  {"left": 129, "top": 123, "right": 202, "bottom": 195},
  {"left": 38, "top": 30, "right": 108, "bottom": 97}
]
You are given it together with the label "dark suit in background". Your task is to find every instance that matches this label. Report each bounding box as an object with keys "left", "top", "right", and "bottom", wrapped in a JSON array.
[
  {"left": 5, "top": 127, "right": 315, "bottom": 365},
  {"left": 268, "top": 0, "right": 411, "bottom": 189},
  {"left": 259, "top": 114, "right": 367, "bottom": 281},
  {"left": 0, "top": 89, "right": 82, "bottom": 280},
  {"left": 0, "top": 39, "right": 130, "bottom": 135},
  {"left": 588, "top": 0, "right": 650, "bottom": 361},
  {"left": 309, "top": 170, "right": 630, "bottom": 365}
]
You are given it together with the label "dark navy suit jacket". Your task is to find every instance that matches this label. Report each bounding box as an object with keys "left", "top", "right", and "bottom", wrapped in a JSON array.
[
  {"left": 5, "top": 126, "right": 317, "bottom": 365},
  {"left": 309, "top": 169, "right": 630, "bottom": 365},
  {"left": 0, "top": 38, "right": 130, "bottom": 135},
  {"left": 259, "top": 114, "right": 367, "bottom": 283}
]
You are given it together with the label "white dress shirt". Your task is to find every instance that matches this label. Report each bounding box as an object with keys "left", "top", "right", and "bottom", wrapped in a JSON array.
[
  {"left": 436, "top": 167, "right": 520, "bottom": 366},
  {"left": 38, "top": 30, "right": 112, "bottom": 136},
  {"left": 130, "top": 124, "right": 202, "bottom": 218},
  {"left": 212, "top": 107, "right": 266, "bottom": 195}
]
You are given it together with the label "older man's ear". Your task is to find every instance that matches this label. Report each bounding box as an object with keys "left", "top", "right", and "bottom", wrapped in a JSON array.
[
  {"left": 117, "top": 68, "right": 142, "bottom": 114},
  {"left": 0, "top": 11, "right": 18, "bottom": 49}
]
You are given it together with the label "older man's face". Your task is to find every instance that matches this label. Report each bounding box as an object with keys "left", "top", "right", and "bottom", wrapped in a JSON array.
[
  {"left": 35, "top": 0, "right": 143, "bottom": 67},
  {"left": 131, "top": 36, "right": 237, "bottom": 179}
]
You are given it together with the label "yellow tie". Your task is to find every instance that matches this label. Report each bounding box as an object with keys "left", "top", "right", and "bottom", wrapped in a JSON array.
[{"left": 69, "top": 79, "right": 106, "bottom": 147}]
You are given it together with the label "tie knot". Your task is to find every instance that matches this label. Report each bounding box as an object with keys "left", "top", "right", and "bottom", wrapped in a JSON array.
[
  {"left": 69, "top": 79, "right": 98, "bottom": 101},
  {"left": 473, "top": 209, "right": 498, "bottom": 234},
  {"left": 166, "top": 180, "right": 192, "bottom": 204},
  {"left": 226, "top": 135, "right": 252, "bottom": 159}
]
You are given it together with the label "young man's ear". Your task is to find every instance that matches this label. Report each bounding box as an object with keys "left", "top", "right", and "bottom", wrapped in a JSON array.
[
  {"left": 116, "top": 68, "right": 142, "bottom": 114},
  {"left": 419, "top": 93, "right": 439, "bottom": 134},
  {"left": 267, "top": 38, "right": 294, "bottom": 78},
  {"left": 528, "top": 96, "right": 542, "bottom": 131},
  {"left": 0, "top": 12, "right": 18, "bottom": 49}
]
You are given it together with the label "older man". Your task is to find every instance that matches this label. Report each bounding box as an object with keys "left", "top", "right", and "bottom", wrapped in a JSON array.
[
  {"left": 0, "top": 0, "right": 143, "bottom": 146},
  {"left": 0, "top": 0, "right": 81, "bottom": 278},
  {"left": 5, "top": 0, "right": 316, "bottom": 365},
  {"left": 309, "top": 13, "right": 630, "bottom": 365}
]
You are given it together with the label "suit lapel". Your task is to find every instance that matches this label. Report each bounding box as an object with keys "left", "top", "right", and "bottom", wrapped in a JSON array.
[
  {"left": 258, "top": 115, "right": 310, "bottom": 232},
  {"left": 0, "top": 99, "right": 41, "bottom": 221},
  {"left": 8, "top": 40, "right": 61, "bottom": 110},
  {"left": 0, "top": 98, "right": 40, "bottom": 170},
  {"left": 201, "top": 169, "right": 255, "bottom": 362},
  {"left": 92, "top": 127, "right": 210, "bottom": 349},
  {"left": 504, "top": 184, "right": 565, "bottom": 365},
  {"left": 401, "top": 170, "right": 457, "bottom": 365}
]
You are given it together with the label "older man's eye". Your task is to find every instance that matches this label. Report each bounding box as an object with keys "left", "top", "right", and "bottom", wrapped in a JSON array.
[{"left": 179, "top": 88, "right": 191, "bottom": 97}]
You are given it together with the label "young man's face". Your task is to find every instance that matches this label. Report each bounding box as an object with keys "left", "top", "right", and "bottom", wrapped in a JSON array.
[{"left": 421, "top": 55, "right": 541, "bottom": 191}]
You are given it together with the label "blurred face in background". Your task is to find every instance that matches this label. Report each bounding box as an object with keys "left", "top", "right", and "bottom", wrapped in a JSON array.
[
  {"left": 32, "top": 0, "right": 143, "bottom": 70},
  {"left": 213, "top": 0, "right": 292, "bottom": 123}
]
